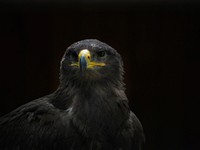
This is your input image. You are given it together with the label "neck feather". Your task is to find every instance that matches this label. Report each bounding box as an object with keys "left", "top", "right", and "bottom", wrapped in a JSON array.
[{"left": 61, "top": 80, "right": 130, "bottom": 137}]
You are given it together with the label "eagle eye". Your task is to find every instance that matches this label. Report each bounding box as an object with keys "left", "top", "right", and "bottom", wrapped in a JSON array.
[
  {"left": 97, "top": 51, "right": 106, "bottom": 57},
  {"left": 66, "top": 50, "right": 78, "bottom": 61},
  {"left": 71, "top": 51, "right": 78, "bottom": 59}
]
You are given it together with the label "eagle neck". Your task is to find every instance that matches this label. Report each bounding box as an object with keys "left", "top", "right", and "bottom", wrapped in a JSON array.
[{"left": 69, "top": 80, "right": 129, "bottom": 137}]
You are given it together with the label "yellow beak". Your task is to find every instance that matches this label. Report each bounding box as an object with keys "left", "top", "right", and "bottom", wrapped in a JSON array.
[{"left": 71, "top": 49, "right": 106, "bottom": 70}]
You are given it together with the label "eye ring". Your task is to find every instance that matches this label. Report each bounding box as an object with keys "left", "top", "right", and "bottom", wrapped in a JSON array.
[{"left": 97, "top": 51, "right": 106, "bottom": 57}]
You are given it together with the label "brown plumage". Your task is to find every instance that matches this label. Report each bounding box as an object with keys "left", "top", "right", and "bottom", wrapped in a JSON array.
[{"left": 0, "top": 39, "right": 144, "bottom": 150}]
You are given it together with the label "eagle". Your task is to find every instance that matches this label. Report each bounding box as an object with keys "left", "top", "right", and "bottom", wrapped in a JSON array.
[{"left": 0, "top": 39, "right": 144, "bottom": 150}]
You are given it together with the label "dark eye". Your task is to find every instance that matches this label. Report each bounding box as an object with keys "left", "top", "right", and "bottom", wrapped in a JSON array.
[
  {"left": 97, "top": 51, "right": 106, "bottom": 57},
  {"left": 71, "top": 51, "right": 78, "bottom": 59},
  {"left": 66, "top": 50, "right": 78, "bottom": 60}
]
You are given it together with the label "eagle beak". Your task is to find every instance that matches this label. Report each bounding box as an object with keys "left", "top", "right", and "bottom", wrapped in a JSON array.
[
  {"left": 79, "top": 49, "right": 91, "bottom": 71},
  {"left": 71, "top": 49, "right": 106, "bottom": 70}
]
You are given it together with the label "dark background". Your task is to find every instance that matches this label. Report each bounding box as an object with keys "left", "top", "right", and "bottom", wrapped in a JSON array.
[{"left": 0, "top": 1, "right": 200, "bottom": 150}]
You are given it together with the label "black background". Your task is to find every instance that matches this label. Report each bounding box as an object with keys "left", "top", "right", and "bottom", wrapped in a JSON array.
[{"left": 0, "top": 1, "right": 200, "bottom": 150}]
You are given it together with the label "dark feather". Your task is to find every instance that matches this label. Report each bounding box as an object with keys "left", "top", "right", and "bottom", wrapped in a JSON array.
[{"left": 0, "top": 39, "right": 144, "bottom": 150}]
